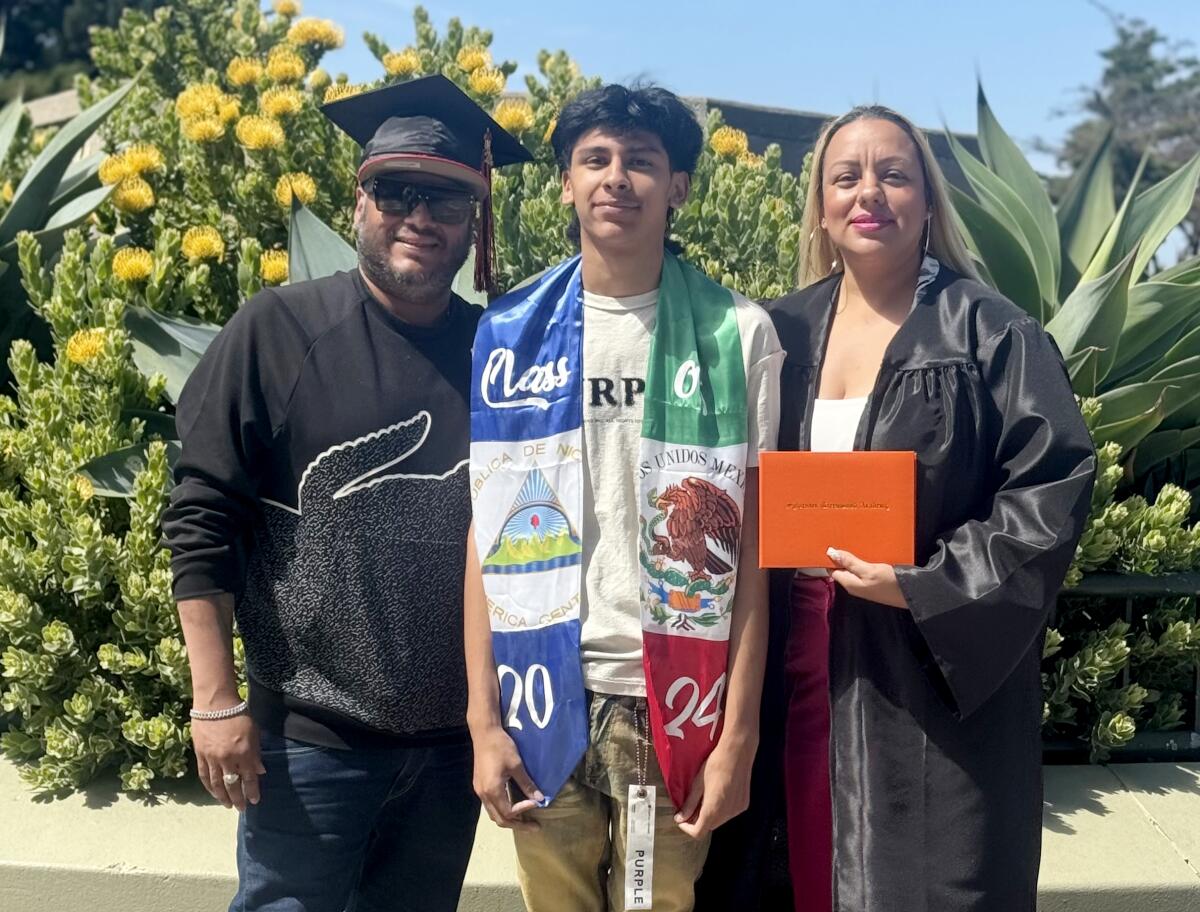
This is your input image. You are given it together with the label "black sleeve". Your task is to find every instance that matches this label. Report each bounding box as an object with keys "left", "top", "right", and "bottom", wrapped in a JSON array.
[
  {"left": 894, "top": 318, "right": 1096, "bottom": 719},
  {"left": 162, "top": 291, "right": 307, "bottom": 600}
]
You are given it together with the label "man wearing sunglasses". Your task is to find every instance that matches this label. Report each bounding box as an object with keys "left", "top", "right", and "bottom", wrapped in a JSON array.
[
  {"left": 354, "top": 175, "right": 479, "bottom": 319},
  {"left": 163, "top": 76, "right": 531, "bottom": 912}
]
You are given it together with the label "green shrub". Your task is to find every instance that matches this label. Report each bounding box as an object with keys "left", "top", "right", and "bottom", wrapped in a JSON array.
[
  {"left": 1052, "top": 400, "right": 1200, "bottom": 758},
  {"left": 78, "top": 0, "right": 355, "bottom": 324},
  {"left": 0, "top": 229, "right": 196, "bottom": 791}
]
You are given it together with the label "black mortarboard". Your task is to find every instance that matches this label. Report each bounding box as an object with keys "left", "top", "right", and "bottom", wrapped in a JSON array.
[{"left": 320, "top": 74, "right": 533, "bottom": 198}]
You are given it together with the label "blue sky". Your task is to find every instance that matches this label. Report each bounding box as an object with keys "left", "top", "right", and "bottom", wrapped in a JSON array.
[{"left": 302, "top": 0, "right": 1198, "bottom": 173}]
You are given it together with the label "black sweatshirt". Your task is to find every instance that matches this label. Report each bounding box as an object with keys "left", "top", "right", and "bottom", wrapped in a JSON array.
[{"left": 163, "top": 269, "right": 481, "bottom": 747}]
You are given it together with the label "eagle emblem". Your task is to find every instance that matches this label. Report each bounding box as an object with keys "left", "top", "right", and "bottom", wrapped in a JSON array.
[{"left": 649, "top": 477, "right": 741, "bottom": 583}]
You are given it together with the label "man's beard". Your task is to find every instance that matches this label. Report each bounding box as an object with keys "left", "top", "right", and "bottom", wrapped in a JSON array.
[{"left": 355, "top": 218, "right": 474, "bottom": 304}]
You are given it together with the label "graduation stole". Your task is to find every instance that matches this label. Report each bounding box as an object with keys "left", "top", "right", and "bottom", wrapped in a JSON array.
[{"left": 470, "top": 253, "right": 747, "bottom": 808}]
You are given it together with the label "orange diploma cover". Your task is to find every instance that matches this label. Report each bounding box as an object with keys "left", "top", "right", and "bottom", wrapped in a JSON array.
[{"left": 758, "top": 451, "right": 916, "bottom": 569}]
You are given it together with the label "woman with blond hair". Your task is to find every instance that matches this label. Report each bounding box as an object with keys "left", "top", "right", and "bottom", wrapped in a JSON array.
[{"left": 767, "top": 106, "right": 1095, "bottom": 911}]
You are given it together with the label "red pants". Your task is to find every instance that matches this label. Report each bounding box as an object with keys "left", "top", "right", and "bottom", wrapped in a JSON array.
[{"left": 784, "top": 574, "right": 834, "bottom": 912}]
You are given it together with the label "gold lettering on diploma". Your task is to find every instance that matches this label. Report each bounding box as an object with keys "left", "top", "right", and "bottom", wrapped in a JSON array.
[{"left": 786, "top": 501, "right": 891, "bottom": 511}]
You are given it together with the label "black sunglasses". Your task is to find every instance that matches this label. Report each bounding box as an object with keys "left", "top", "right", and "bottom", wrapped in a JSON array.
[{"left": 364, "top": 177, "right": 477, "bottom": 225}]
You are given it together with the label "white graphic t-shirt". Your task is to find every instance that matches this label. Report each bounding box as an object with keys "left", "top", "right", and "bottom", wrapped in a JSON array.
[{"left": 580, "top": 287, "right": 783, "bottom": 696}]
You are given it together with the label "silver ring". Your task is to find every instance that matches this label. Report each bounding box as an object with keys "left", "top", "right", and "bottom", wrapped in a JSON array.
[{"left": 222, "top": 771, "right": 241, "bottom": 785}]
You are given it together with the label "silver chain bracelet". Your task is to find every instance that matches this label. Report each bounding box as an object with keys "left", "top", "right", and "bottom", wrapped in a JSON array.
[{"left": 189, "top": 699, "right": 249, "bottom": 721}]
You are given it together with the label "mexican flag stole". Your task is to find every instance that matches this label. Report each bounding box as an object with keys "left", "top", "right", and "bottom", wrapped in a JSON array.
[{"left": 470, "top": 253, "right": 747, "bottom": 807}]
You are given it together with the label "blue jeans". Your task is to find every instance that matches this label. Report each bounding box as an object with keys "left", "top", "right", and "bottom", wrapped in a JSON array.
[{"left": 231, "top": 729, "right": 479, "bottom": 912}]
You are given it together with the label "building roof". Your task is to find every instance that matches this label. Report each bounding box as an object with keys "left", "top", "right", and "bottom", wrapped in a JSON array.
[{"left": 694, "top": 95, "right": 979, "bottom": 191}]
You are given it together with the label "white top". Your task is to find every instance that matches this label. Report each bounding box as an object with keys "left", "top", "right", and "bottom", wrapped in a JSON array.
[
  {"left": 810, "top": 396, "right": 868, "bottom": 452},
  {"left": 578, "top": 287, "right": 784, "bottom": 696},
  {"left": 800, "top": 397, "right": 868, "bottom": 577}
]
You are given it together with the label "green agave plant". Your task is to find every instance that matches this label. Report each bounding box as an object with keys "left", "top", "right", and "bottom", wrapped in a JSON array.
[
  {"left": 953, "top": 87, "right": 1200, "bottom": 758},
  {"left": 948, "top": 85, "right": 1200, "bottom": 482}
]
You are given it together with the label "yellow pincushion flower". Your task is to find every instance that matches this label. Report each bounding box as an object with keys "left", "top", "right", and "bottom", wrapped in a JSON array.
[
  {"left": 66, "top": 328, "right": 107, "bottom": 365},
  {"left": 122, "top": 144, "right": 165, "bottom": 175},
  {"left": 1, "top": 180, "right": 12, "bottom": 204},
  {"left": 100, "top": 145, "right": 164, "bottom": 185},
  {"left": 98, "top": 154, "right": 129, "bottom": 185},
  {"left": 287, "top": 18, "right": 344, "bottom": 49},
  {"left": 544, "top": 117, "right": 558, "bottom": 144},
  {"left": 175, "top": 84, "right": 225, "bottom": 119},
  {"left": 112, "top": 176, "right": 155, "bottom": 213},
  {"left": 219, "top": 98, "right": 241, "bottom": 123},
  {"left": 324, "top": 82, "right": 365, "bottom": 104},
  {"left": 738, "top": 150, "right": 764, "bottom": 169},
  {"left": 274, "top": 172, "right": 318, "bottom": 208},
  {"left": 273, "top": 0, "right": 301, "bottom": 16},
  {"left": 709, "top": 126, "right": 749, "bottom": 158},
  {"left": 72, "top": 474, "right": 95, "bottom": 501},
  {"left": 382, "top": 49, "right": 422, "bottom": 79},
  {"left": 260, "top": 86, "right": 304, "bottom": 118},
  {"left": 468, "top": 67, "right": 505, "bottom": 98},
  {"left": 226, "top": 57, "right": 264, "bottom": 87},
  {"left": 492, "top": 99, "right": 535, "bottom": 134},
  {"left": 260, "top": 250, "right": 289, "bottom": 284},
  {"left": 456, "top": 45, "right": 491, "bottom": 73},
  {"left": 182, "top": 116, "right": 226, "bottom": 143},
  {"left": 266, "top": 47, "right": 307, "bottom": 83},
  {"left": 112, "top": 247, "right": 154, "bottom": 282},
  {"left": 181, "top": 226, "right": 225, "bottom": 262},
  {"left": 235, "top": 115, "right": 285, "bottom": 151},
  {"left": 308, "top": 68, "right": 331, "bottom": 92}
]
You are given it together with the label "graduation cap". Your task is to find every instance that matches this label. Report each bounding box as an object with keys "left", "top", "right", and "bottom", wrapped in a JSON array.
[{"left": 322, "top": 74, "right": 534, "bottom": 294}]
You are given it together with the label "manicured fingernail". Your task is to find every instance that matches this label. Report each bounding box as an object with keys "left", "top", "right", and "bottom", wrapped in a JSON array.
[
  {"left": 674, "top": 813, "right": 683, "bottom": 823},
  {"left": 827, "top": 547, "right": 840, "bottom": 561},
  {"left": 534, "top": 791, "right": 545, "bottom": 803}
]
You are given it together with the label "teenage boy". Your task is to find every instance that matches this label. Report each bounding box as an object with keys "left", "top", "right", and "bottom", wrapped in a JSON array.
[
  {"left": 465, "top": 84, "right": 782, "bottom": 912},
  {"left": 165, "top": 76, "right": 530, "bottom": 912}
]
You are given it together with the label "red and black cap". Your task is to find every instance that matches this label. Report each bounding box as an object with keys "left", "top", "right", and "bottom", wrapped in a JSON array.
[{"left": 320, "top": 74, "right": 532, "bottom": 198}]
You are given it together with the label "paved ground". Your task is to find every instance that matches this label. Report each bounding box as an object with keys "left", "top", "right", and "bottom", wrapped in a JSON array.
[
  {"left": 1040, "top": 763, "right": 1200, "bottom": 911},
  {"left": 0, "top": 757, "right": 1196, "bottom": 910}
]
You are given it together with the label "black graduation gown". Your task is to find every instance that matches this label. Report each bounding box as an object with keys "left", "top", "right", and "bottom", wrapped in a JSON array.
[{"left": 767, "top": 259, "right": 1096, "bottom": 912}]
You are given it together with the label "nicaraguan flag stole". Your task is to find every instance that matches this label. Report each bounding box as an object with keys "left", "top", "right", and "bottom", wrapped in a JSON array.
[{"left": 470, "top": 254, "right": 748, "bottom": 807}]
